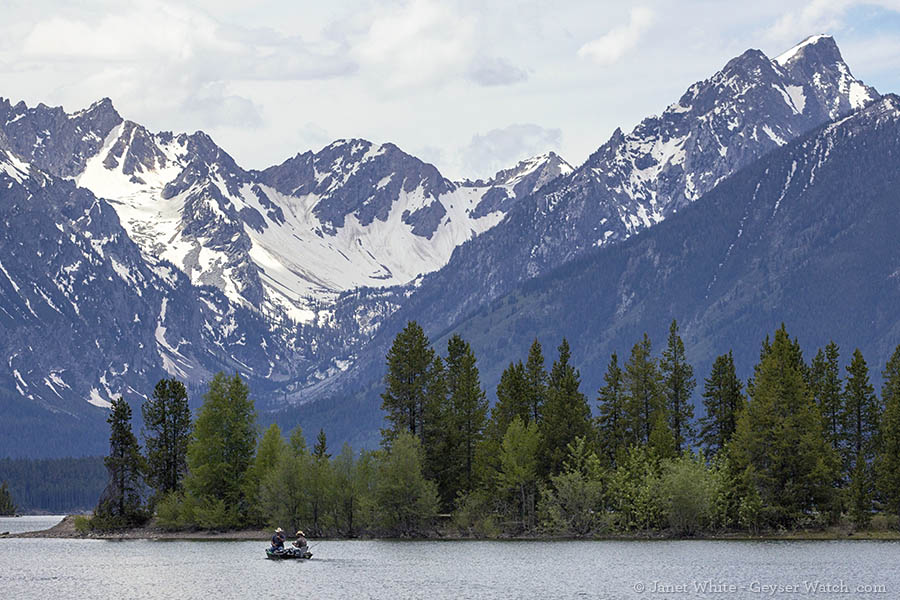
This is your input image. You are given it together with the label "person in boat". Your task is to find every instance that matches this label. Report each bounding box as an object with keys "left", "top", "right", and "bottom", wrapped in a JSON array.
[
  {"left": 292, "top": 529, "right": 308, "bottom": 554},
  {"left": 271, "top": 527, "right": 285, "bottom": 550}
]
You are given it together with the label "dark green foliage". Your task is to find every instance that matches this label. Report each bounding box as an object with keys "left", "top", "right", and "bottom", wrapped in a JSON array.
[
  {"left": 524, "top": 339, "right": 548, "bottom": 423},
  {"left": 444, "top": 335, "right": 488, "bottom": 499},
  {"left": 93, "top": 397, "right": 147, "bottom": 529},
  {"left": 876, "top": 345, "right": 900, "bottom": 525},
  {"left": 810, "top": 343, "right": 842, "bottom": 451},
  {"left": 142, "top": 378, "right": 191, "bottom": 503},
  {"left": 380, "top": 321, "right": 435, "bottom": 445},
  {"left": 183, "top": 372, "right": 257, "bottom": 528},
  {"left": 660, "top": 320, "right": 696, "bottom": 453},
  {"left": 729, "top": 326, "right": 837, "bottom": 528},
  {"left": 597, "top": 352, "right": 627, "bottom": 467},
  {"left": 842, "top": 350, "right": 880, "bottom": 527},
  {"left": 623, "top": 334, "right": 664, "bottom": 446},
  {"left": 539, "top": 339, "right": 593, "bottom": 478},
  {"left": 0, "top": 457, "right": 106, "bottom": 513},
  {"left": 698, "top": 352, "right": 744, "bottom": 456},
  {"left": 314, "top": 429, "right": 330, "bottom": 459},
  {"left": 494, "top": 361, "right": 531, "bottom": 430},
  {"left": 0, "top": 481, "right": 17, "bottom": 515}
]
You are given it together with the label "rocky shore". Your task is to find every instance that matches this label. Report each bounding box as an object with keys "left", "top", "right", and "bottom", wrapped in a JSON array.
[{"left": 6, "top": 515, "right": 271, "bottom": 541}]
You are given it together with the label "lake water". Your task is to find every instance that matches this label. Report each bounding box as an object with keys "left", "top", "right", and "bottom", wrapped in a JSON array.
[{"left": 1, "top": 519, "right": 897, "bottom": 599}]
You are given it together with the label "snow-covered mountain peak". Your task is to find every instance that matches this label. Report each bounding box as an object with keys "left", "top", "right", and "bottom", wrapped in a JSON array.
[{"left": 774, "top": 34, "right": 835, "bottom": 66}]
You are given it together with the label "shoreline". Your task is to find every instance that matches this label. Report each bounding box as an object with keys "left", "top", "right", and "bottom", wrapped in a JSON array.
[{"left": 4, "top": 515, "right": 900, "bottom": 542}]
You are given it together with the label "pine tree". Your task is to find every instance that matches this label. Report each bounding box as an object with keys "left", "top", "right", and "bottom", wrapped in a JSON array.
[
  {"left": 94, "top": 397, "right": 146, "bottom": 528},
  {"left": 0, "top": 481, "right": 17, "bottom": 515},
  {"left": 875, "top": 345, "right": 900, "bottom": 525},
  {"left": 810, "top": 343, "right": 842, "bottom": 451},
  {"left": 842, "top": 349, "right": 880, "bottom": 527},
  {"left": 494, "top": 361, "right": 530, "bottom": 429},
  {"left": 524, "top": 339, "right": 548, "bottom": 424},
  {"left": 421, "top": 355, "right": 452, "bottom": 504},
  {"left": 314, "top": 429, "right": 331, "bottom": 459},
  {"left": 184, "top": 372, "right": 257, "bottom": 528},
  {"left": 381, "top": 321, "right": 435, "bottom": 446},
  {"left": 623, "top": 333, "right": 664, "bottom": 446},
  {"left": 142, "top": 378, "right": 192, "bottom": 503},
  {"left": 539, "top": 339, "right": 593, "bottom": 477},
  {"left": 445, "top": 335, "right": 488, "bottom": 501},
  {"left": 597, "top": 352, "right": 627, "bottom": 466},
  {"left": 660, "top": 320, "right": 696, "bottom": 453},
  {"left": 729, "top": 326, "right": 837, "bottom": 528},
  {"left": 698, "top": 352, "right": 744, "bottom": 457}
]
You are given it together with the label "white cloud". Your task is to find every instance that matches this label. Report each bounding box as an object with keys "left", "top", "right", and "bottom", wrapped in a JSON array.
[
  {"left": 460, "top": 123, "right": 562, "bottom": 180},
  {"left": 577, "top": 7, "right": 656, "bottom": 65},
  {"left": 353, "top": 0, "right": 476, "bottom": 89},
  {"left": 765, "top": 0, "right": 900, "bottom": 46}
]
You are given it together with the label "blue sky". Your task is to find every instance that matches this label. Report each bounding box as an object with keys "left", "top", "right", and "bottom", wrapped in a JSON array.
[{"left": 2, "top": 0, "right": 899, "bottom": 178}]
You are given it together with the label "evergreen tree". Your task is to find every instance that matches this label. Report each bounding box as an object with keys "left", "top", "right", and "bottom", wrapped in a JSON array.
[
  {"left": 623, "top": 334, "right": 664, "bottom": 446},
  {"left": 142, "top": 378, "right": 192, "bottom": 503},
  {"left": 0, "top": 480, "right": 17, "bottom": 515},
  {"left": 524, "top": 339, "right": 548, "bottom": 423},
  {"left": 184, "top": 373, "right": 257, "bottom": 528},
  {"left": 875, "top": 345, "right": 900, "bottom": 525},
  {"left": 444, "top": 335, "right": 488, "bottom": 500},
  {"left": 660, "top": 320, "right": 696, "bottom": 453},
  {"left": 539, "top": 339, "right": 593, "bottom": 477},
  {"left": 494, "top": 361, "right": 530, "bottom": 428},
  {"left": 810, "top": 343, "right": 842, "bottom": 451},
  {"left": 381, "top": 321, "right": 435, "bottom": 446},
  {"left": 314, "top": 429, "right": 330, "bottom": 459},
  {"left": 421, "top": 355, "right": 452, "bottom": 505},
  {"left": 94, "top": 397, "right": 146, "bottom": 529},
  {"left": 842, "top": 349, "right": 880, "bottom": 527},
  {"left": 729, "top": 326, "right": 837, "bottom": 528},
  {"left": 698, "top": 352, "right": 744, "bottom": 457},
  {"left": 597, "top": 352, "right": 627, "bottom": 466}
]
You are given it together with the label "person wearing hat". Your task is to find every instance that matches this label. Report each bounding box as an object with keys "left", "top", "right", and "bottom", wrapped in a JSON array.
[
  {"left": 271, "top": 527, "right": 285, "bottom": 550},
  {"left": 292, "top": 529, "right": 308, "bottom": 554}
]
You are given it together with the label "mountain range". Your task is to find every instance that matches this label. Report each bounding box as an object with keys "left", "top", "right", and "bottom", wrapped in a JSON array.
[{"left": 1, "top": 34, "right": 895, "bottom": 456}]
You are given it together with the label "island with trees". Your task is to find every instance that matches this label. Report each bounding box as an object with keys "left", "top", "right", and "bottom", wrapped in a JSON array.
[{"left": 63, "top": 321, "right": 900, "bottom": 539}]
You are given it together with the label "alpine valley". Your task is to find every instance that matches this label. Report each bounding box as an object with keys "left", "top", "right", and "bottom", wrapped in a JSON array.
[{"left": 1, "top": 35, "right": 896, "bottom": 456}]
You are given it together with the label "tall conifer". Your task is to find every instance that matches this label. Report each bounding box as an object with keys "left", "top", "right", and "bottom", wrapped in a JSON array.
[
  {"left": 539, "top": 339, "right": 593, "bottom": 477},
  {"left": 381, "top": 321, "right": 435, "bottom": 446},
  {"left": 597, "top": 352, "right": 627, "bottom": 466},
  {"left": 623, "top": 334, "right": 664, "bottom": 446},
  {"left": 660, "top": 320, "right": 696, "bottom": 453},
  {"left": 698, "top": 352, "right": 744, "bottom": 456},
  {"left": 876, "top": 345, "right": 900, "bottom": 524}
]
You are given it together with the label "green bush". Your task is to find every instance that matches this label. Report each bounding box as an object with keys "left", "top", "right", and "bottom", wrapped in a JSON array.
[
  {"left": 73, "top": 515, "right": 92, "bottom": 534},
  {"left": 659, "top": 453, "right": 716, "bottom": 536}
]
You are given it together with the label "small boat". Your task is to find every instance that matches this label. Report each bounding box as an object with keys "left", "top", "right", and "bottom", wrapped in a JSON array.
[{"left": 266, "top": 547, "right": 312, "bottom": 560}]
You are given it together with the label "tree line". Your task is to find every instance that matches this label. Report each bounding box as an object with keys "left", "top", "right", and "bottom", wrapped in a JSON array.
[
  {"left": 87, "top": 320, "right": 900, "bottom": 537},
  {"left": 0, "top": 457, "right": 106, "bottom": 514},
  {"left": 376, "top": 320, "right": 900, "bottom": 536},
  {"left": 84, "top": 372, "right": 442, "bottom": 536}
]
